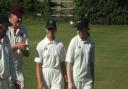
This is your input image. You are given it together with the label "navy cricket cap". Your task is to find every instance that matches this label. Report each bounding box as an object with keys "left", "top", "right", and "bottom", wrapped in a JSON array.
[
  {"left": 46, "top": 19, "right": 57, "bottom": 29},
  {"left": 75, "top": 18, "right": 89, "bottom": 30},
  {"left": 9, "top": 4, "right": 24, "bottom": 18}
]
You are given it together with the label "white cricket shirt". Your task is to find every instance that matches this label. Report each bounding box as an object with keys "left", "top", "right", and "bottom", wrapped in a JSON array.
[
  {"left": 34, "top": 36, "right": 66, "bottom": 68},
  {"left": 6, "top": 25, "right": 29, "bottom": 69},
  {"left": 66, "top": 35, "right": 95, "bottom": 83}
]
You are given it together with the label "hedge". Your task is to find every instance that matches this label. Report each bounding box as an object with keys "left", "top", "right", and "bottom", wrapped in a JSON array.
[{"left": 74, "top": 0, "right": 128, "bottom": 25}]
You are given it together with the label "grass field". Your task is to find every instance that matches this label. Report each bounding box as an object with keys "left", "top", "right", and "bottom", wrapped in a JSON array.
[{"left": 22, "top": 18, "right": 128, "bottom": 89}]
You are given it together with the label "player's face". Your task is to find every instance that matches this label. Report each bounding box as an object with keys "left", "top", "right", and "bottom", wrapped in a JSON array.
[
  {"left": 0, "top": 24, "right": 6, "bottom": 38},
  {"left": 10, "top": 14, "right": 22, "bottom": 29},
  {"left": 46, "top": 28, "right": 56, "bottom": 39},
  {"left": 77, "top": 27, "right": 88, "bottom": 38}
]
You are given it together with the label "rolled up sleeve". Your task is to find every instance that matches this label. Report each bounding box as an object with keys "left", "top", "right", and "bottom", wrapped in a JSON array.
[
  {"left": 34, "top": 44, "right": 42, "bottom": 63},
  {"left": 60, "top": 44, "right": 66, "bottom": 63},
  {"left": 66, "top": 39, "right": 75, "bottom": 63}
]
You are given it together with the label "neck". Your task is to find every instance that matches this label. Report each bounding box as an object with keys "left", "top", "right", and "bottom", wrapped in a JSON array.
[
  {"left": 13, "top": 26, "right": 19, "bottom": 31},
  {"left": 47, "top": 36, "right": 55, "bottom": 41},
  {"left": 80, "top": 33, "right": 88, "bottom": 41},
  {"left": 12, "top": 28, "right": 18, "bottom": 34}
]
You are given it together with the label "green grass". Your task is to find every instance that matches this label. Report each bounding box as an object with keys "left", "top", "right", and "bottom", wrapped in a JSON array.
[{"left": 22, "top": 18, "right": 128, "bottom": 89}]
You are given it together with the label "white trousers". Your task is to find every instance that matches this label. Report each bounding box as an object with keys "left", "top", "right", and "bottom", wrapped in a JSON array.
[
  {"left": 42, "top": 68, "right": 63, "bottom": 89},
  {"left": 0, "top": 78, "right": 12, "bottom": 89},
  {"left": 74, "top": 81, "right": 92, "bottom": 89}
]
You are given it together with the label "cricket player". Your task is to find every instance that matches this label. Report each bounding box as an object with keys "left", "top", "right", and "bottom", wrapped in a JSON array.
[
  {"left": 6, "top": 4, "right": 29, "bottom": 89},
  {"left": 66, "top": 18, "right": 95, "bottom": 89},
  {"left": 34, "top": 19, "right": 66, "bottom": 89},
  {"left": 0, "top": 13, "right": 17, "bottom": 89}
]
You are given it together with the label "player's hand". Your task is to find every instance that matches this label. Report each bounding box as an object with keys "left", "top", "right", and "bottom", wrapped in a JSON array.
[
  {"left": 14, "top": 80, "right": 20, "bottom": 89},
  {"left": 15, "top": 42, "right": 26, "bottom": 49},
  {"left": 38, "top": 81, "right": 43, "bottom": 89},
  {"left": 68, "top": 82, "right": 75, "bottom": 89},
  {"left": 64, "top": 75, "right": 68, "bottom": 89},
  {"left": 64, "top": 79, "right": 68, "bottom": 89}
]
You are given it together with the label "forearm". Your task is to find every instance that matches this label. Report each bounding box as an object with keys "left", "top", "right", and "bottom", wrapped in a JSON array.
[
  {"left": 36, "top": 63, "right": 42, "bottom": 83},
  {"left": 11, "top": 43, "right": 26, "bottom": 50},
  {"left": 66, "top": 62, "right": 74, "bottom": 83},
  {"left": 11, "top": 45, "right": 18, "bottom": 50}
]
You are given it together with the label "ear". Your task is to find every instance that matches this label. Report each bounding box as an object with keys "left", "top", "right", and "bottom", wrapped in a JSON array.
[
  {"left": 77, "top": 30, "right": 80, "bottom": 34},
  {"left": 45, "top": 29, "right": 48, "bottom": 33},
  {"left": 9, "top": 15, "right": 14, "bottom": 23}
]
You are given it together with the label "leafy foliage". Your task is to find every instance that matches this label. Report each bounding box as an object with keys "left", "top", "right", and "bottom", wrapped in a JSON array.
[{"left": 74, "top": 0, "right": 128, "bottom": 24}]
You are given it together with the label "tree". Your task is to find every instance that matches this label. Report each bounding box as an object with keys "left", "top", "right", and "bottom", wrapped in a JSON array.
[{"left": 74, "top": 0, "right": 128, "bottom": 24}]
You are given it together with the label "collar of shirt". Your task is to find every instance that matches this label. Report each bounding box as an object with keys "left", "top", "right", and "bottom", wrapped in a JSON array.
[
  {"left": 9, "top": 26, "right": 20, "bottom": 35},
  {"left": 44, "top": 36, "right": 57, "bottom": 45}
]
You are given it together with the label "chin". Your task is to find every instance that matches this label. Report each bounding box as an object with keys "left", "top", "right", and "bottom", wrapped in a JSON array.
[{"left": 14, "top": 26, "right": 19, "bottom": 29}]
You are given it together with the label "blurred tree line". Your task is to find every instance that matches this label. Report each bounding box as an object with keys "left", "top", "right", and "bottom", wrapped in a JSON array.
[
  {"left": 74, "top": 0, "right": 128, "bottom": 24},
  {"left": 0, "top": 0, "right": 47, "bottom": 18},
  {"left": 0, "top": 0, "right": 128, "bottom": 24}
]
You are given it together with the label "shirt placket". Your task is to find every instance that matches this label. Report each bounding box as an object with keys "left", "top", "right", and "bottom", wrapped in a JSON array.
[
  {"left": 12, "top": 31, "right": 15, "bottom": 45},
  {"left": 15, "top": 30, "right": 20, "bottom": 44},
  {"left": 81, "top": 41, "right": 84, "bottom": 65}
]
